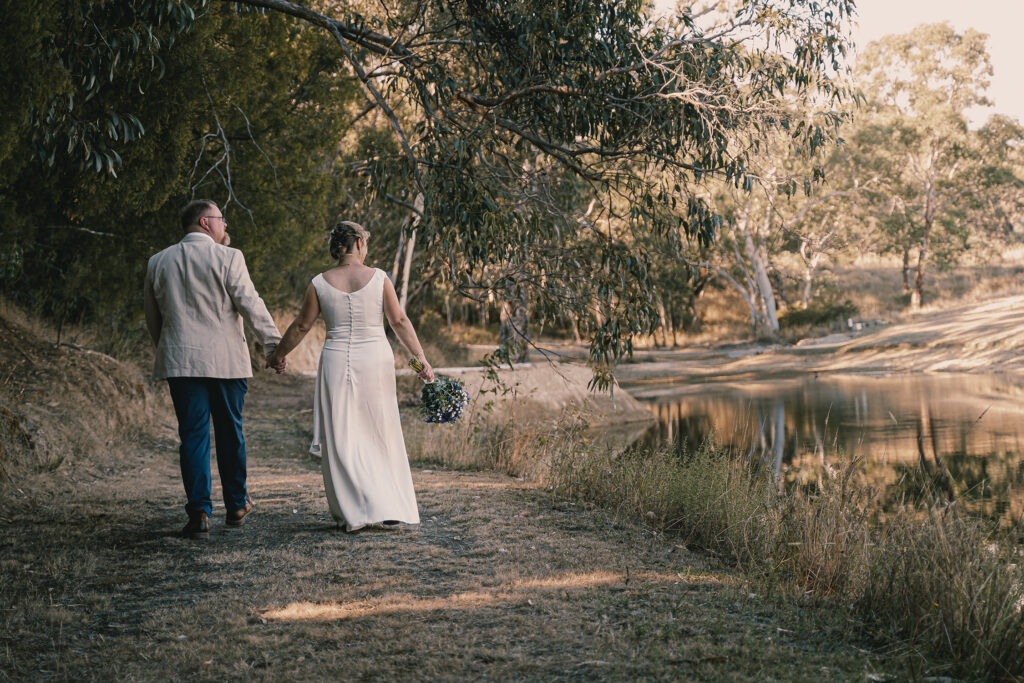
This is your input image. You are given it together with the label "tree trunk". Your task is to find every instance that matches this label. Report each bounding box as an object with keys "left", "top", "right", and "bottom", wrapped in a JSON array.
[
  {"left": 664, "top": 295, "right": 676, "bottom": 346},
  {"left": 656, "top": 300, "right": 670, "bottom": 347},
  {"left": 390, "top": 229, "right": 405, "bottom": 282},
  {"left": 399, "top": 228, "right": 416, "bottom": 310},
  {"left": 398, "top": 193, "right": 425, "bottom": 311},
  {"left": 568, "top": 312, "right": 583, "bottom": 344},
  {"left": 800, "top": 259, "right": 815, "bottom": 310},
  {"left": 799, "top": 240, "right": 819, "bottom": 309},
  {"left": 682, "top": 271, "right": 709, "bottom": 331},
  {"left": 910, "top": 259, "right": 924, "bottom": 309},
  {"left": 498, "top": 289, "right": 530, "bottom": 362},
  {"left": 910, "top": 220, "right": 931, "bottom": 309},
  {"left": 742, "top": 228, "right": 779, "bottom": 333},
  {"left": 901, "top": 248, "right": 911, "bottom": 295},
  {"left": 698, "top": 261, "right": 766, "bottom": 333},
  {"left": 667, "top": 303, "right": 678, "bottom": 346}
]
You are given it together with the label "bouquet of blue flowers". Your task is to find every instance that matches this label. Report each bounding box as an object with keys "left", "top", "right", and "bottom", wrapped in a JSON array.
[{"left": 408, "top": 358, "right": 471, "bottom": 423}]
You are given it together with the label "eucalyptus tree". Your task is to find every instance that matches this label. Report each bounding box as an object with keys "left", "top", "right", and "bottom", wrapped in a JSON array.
[
  {"left": 24, "top": 0, "right": 856, "bottom": 380},
  {"left": 967, "top": 114, "right": 1024, "bottom": 256},
  {"left": 1, "top": 3, "right": 363, "bottom": 342},
  {"left": 853, "top": 23, "right": 1023, "bottom": 308},
  {"left": 786, "top": 138, "right": 877, "bottom": 311},
  {"left": 693, "top": 114, "right": 874, "bottom": 335}
]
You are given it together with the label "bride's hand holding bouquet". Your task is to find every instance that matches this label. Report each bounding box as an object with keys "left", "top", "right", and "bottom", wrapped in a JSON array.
[
  {"left": 409, "top": 356, "right": 470, "bottom": 424},
  {"left": 410, "top": 351, "right": 434, "bottom": 383}
]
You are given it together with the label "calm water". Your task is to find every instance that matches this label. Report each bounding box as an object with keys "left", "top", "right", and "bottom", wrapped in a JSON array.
[{"left": 626, "top": 373, "right": 1024, "bottom": 523}]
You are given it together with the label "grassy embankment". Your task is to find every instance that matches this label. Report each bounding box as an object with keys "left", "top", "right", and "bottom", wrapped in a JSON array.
[
  {"left": 410, "top": 251, "right": 1024, "bottom": 679},
  {"left": 407, "top": 406, "right": 1024, "bottom": 681}
]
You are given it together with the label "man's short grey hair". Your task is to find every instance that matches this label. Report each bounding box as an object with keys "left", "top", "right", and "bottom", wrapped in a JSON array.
[{"left": 181, "top": 199, "right": 218, "bottom": 231}]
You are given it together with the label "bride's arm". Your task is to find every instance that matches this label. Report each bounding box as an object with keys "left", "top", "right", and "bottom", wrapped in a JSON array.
[
  {"left": 383, "top": 276, "right": 434, "bottom": 382},
  {"left": 267, "top": 283, "right": 320, "bottom": 368}
]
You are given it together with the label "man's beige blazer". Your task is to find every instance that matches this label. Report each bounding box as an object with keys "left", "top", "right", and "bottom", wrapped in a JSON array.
[{"left": 144, "top": 232, "right": 281, "bottom": 380}]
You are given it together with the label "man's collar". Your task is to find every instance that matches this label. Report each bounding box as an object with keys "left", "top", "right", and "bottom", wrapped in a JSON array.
[{"left": 182, "top": 231, "right": 215, "bottom": 243}]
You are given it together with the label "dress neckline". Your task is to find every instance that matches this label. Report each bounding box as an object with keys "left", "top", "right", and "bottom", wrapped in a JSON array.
[{"left": 318, "top": 269, "right": 377, "bottom": 295}]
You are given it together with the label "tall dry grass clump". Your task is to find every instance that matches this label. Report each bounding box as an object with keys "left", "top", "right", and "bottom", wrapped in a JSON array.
[
  {"left": 856, "top": 509, "right": 1024, "bottom": 677},
  {"left": 549, "top": 441, "right": 770, "bottom": 562},
  {"left": 405, "top": 410, "right": 587, "bottom": 480},
  {"left": 546, "top": 439, "right": 1024, "bottom": 679},
  {"left": 764, "top": 466, "right": 874, "bottom": 596}
]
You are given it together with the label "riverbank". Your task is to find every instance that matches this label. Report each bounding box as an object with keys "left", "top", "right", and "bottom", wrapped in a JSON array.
[
  {"left": 0, "top": 373, "right": 899, "bottom": 680},
  {"left": 531, "top": 293, "right": 1024, "bottom": 385}
]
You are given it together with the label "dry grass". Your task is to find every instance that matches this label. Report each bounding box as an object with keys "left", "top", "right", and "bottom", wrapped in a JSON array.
[
  {"left": 549, "top": 441, "right": 769, "bottom": 561},
  {"left": 820, "top": 255, "right": 1024, "bottom": 320},
  {"left": 857, "top": 510, "right": 1024, "bottom": 677},
  {"left": 404, "top": 402, "right": 590, "bottom": 481},
  {"left": 547, "top": 442, "right": 1024, "bottom": 680},
  {"left": 405, "top": 397, "right": 1024, "bottom": 678},
  {"left": 0, "top": 310, "right": 162, "bottom": 483}
]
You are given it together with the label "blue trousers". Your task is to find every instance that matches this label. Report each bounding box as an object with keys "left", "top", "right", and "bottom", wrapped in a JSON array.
[{"left": 167, "top": 378, "right": 248, "bottom": 517}]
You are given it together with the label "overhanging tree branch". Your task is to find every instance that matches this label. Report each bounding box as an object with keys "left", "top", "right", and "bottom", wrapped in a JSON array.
[{"left": 222, "top": 0, "right": 413, "bottom": 58}]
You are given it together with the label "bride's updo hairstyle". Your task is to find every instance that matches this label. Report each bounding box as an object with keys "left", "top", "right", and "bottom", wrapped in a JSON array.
[{"left": 329, "top": 221, "right": 370, "bottom": 260}]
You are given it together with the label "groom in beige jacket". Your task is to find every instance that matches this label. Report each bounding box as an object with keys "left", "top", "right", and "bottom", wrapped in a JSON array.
[{"left": 144, "top": 199, "right": 284, "bottom": 539}]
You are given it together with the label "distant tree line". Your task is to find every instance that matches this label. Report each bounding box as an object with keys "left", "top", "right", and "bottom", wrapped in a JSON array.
[{"left": 669, "top": 21, "right": 1024, "bottom": 339}]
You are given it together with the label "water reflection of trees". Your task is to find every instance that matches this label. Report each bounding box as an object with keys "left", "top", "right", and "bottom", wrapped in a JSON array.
[
  {"left": 887, "top": 444, "right": 1024, "bottom": 524},
  {"left": 637, "top": 375, "right": 1024, "bottom": 525}
]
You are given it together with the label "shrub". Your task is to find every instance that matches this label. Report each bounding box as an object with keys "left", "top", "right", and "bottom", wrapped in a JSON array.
[{"left": 778, "top": 301, "right": 857, "bottom": 329}]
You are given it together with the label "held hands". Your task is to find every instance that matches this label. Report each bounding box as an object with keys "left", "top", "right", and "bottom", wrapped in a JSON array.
[{"left": 266, "top": 352, "right": 287, "bottom": 374}]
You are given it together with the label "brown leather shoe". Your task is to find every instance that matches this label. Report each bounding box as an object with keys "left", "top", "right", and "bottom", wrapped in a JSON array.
[
  {"left": 226, "top": 495, "right": 254, "bottom": 527},
  {"left": 182, "top": 511, "right": 210, "bottom": 539}
]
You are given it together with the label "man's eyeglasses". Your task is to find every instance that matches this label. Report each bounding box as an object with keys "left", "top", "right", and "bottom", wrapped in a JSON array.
[{"left": 205, "top": 214, "right": 227, "bottom": 227}]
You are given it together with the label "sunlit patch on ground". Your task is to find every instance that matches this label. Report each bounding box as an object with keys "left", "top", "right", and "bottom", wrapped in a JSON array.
[
  {"left": 409, "top": 478, "right": 533, "bottom": 491},
  {"left": 263, "top": 591, "right": 507, "bottom": 622},
  {"left": 512, "top": 570, "right": 656, "bottom": 590}
]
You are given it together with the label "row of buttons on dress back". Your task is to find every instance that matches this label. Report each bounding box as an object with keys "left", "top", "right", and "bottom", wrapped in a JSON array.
[{"left": 343, "top": 287, "right": 355, "bottom": 386}]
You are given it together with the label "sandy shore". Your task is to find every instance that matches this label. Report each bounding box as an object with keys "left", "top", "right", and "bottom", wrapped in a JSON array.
[{"left": 536, "top": 294, "right": 1024, "bottom": 385}]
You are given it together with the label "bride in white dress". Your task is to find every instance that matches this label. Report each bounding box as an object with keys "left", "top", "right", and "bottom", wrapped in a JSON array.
[{"left": 268, "top": 221, "right": 434, "bottom": 531}]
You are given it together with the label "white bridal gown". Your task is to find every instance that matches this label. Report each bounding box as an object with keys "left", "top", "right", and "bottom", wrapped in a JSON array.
[{"left": 309, "top": 268, "right": 420, "bottom": 531}]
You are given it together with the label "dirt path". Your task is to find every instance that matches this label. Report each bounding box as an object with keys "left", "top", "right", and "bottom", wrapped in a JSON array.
[{"left": 1, "top": 375, "right": 896, "bottom": 680}]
